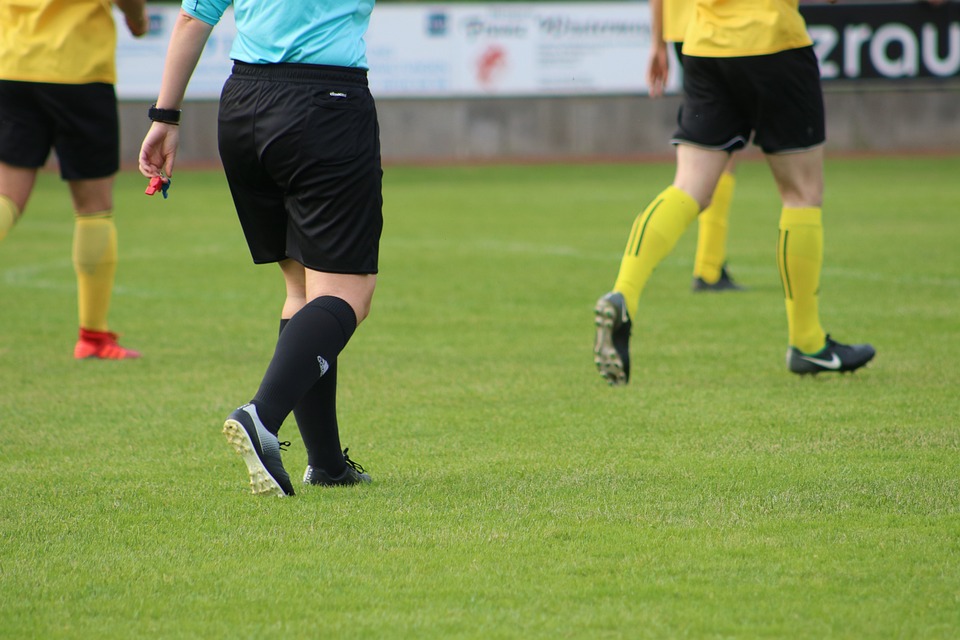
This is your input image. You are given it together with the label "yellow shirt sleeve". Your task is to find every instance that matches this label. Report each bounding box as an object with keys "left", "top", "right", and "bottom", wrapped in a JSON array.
[
  {"left": 662, "top": 0, "right": 694, "bottom": 44},
  {"left": 0, "top": 0, "right": 118, "bottom": 84}
]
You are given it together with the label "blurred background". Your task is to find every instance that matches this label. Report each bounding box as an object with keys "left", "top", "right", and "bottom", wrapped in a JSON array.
[{"left": 118, "top": 0, "right": 960, "bottom": 164}]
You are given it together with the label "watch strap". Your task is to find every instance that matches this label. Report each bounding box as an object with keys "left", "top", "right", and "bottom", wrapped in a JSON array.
[{"left": 148, "top": 104, "right": 181, "bottom": 125}]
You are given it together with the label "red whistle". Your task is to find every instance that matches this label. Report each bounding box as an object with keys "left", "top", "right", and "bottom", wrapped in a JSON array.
[{"left": 145, "top": 176, "right": 171, "bottom": 198}]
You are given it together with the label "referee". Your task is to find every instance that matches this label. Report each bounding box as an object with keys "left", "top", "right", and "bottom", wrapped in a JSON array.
[
  {"left": 140, "top": 1, "right": 382, "bottom": 496},
  {"left": 0, "top": 0, "right": 148, "bottom": 359},
  {"left": 593, "top": 0, "right": 876, "bottom": 385}
]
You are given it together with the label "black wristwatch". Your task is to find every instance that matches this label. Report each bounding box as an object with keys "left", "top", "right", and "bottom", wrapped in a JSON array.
[{"left": 148, "top": 104, "right": 181, "bottom": 125}]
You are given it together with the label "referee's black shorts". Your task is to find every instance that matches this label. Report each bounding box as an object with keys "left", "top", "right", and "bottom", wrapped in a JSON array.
[
  {"left": 0, "top": 80, "right": 120, "bottom": 180},
  {"left": 672, "top": 46, "right": 826, "bottom": 154},
  {"left": 218, "top": 62, "right": 383, "bottom": 274}
]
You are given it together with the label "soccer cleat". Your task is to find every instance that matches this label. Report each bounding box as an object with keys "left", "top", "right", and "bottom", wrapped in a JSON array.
[
  {"left": 593, "top": 291, "right": 632, "bottom": 385},
  {"left": 786, "top": 335, "right": 876, "bottom": 375},
  {"left": 74, "top": 328, "right": 141, "bottom": 360},
  {"left": 692, "top": 264, "right": 745, "bottom": 292},
  {"left": 222, "top": 404, "right": 295, "bottom": 497},
  {"left": 303, "top": 448, "right": 371, "bottom": 486}
]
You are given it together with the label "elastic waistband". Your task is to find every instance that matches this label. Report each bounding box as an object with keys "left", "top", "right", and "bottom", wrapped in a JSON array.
[{"left": 231, "top": 61, "right": 368, "bottom": 86}]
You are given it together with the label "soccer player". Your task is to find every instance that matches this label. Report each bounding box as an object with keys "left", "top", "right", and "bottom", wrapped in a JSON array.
[
  {"left": 647, "top": 0, "right": 744, "bottom": 292},
  {"left": 593, "top": 0, "right": 876, "bottom": 385},
  {"left": 140, "top": 0, "right": 382, "bottom": 496},
  {"left": 0, "top": 0, "right": 148, "bottom": 359}
]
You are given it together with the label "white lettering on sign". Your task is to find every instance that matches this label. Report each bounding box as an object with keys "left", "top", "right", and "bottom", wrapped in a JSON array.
[
  {"left": 809, "top": 25, "right": 839, "bottom": 78},
  {"left": 923, "top": 23, "right": 960, "bottom": 76},
  {"left": 844, "top": 24, "right": 873, "bottom": 78},
  {"left": 811, "top": 20, "right": 960, "bottom": 79},
  {"left": 872, "top": 24, "right": 919, "bottom": 77}
]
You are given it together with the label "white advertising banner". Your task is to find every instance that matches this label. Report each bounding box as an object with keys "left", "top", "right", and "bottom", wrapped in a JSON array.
[
  {"left": 115, "top": 2, "right": 671, "bottom": 100},
  {"left": 365, "top": 3, "right": 661, "bottom": 96}
]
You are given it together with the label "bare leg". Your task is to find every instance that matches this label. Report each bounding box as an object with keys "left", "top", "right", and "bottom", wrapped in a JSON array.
[
  {"left": 0, "top": 161, "right": 38, "bottom": 213},
  {"left": 767, "top": 145, "right": 829, "bottom": 356},
  {"left": 692, "top": 152, "right": 742, "bottom": 288},
  {"left": 304, "top": 269, "right": 377, "bottom": 324},
  {"left": 67, "top": 176, "right": 114, "bottom": 214},
  {"left": 274, "top": 259, "right": 374, "bottom": 482},
  {"left": 596, "top": 144, "right": 731, "bottom": 385},
  {"left": 0, "top": 163, "right": 36, "bottom": 240},
  {"left": 673, "top": 144, "right": 731, "bottom": 210},
  {"left": 67, "top": 174, "right": 140, "bottom": 357},
  {"left": 278, "top": 258, "right": 307, "bottom": 318},
  {"left": 765, "top": 146, "right": 824, "bottom": 208}
]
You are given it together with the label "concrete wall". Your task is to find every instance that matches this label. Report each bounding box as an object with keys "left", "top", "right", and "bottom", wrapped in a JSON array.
[{"left": 119, "top": 82, "right": 960, "bottom": 167}]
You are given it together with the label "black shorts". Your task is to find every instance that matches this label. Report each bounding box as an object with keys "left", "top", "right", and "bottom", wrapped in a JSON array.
[
  {"left": 672, "top": 46, "right": 826, "bottom": 154},
  {"left": 0, "top": 80, "right": 119, "bottom": 179},
  {"left": 217, "top": 62, "right": 383, "bottom": 274}
]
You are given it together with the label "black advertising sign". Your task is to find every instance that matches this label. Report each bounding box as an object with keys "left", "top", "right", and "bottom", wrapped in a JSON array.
[{"left": 801, "top": 2, "right": 960, "bottom": 80}]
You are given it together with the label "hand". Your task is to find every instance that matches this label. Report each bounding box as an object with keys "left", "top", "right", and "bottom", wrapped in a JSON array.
[
  {"left": 125, "top": 9, "right": 148, "bottom": 37},
  {"left": 124, "top": 7, "right": 149, "bottom": 37},
  {"left": 646, "top": 43, "right": 670, "bottom": 98},
  {"left": 139, "top": 122, "right": 180, "bottom": 179}
]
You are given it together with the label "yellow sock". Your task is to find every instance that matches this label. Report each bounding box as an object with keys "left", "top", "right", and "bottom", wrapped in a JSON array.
[
  {"left": 777, "top": 207, "right": 826, "bottom": 353},
  {"left": 0, "top": 195, "right": 21, "bottom": 242},
  {"left": 614, "top": 186, "right": 700, "bottom": 319},
  {"left": 693, "top": 172, "right": 736, "bottom": 283},
  {"left": 73, "top": 212, "right": 117, "bottom": 332}
]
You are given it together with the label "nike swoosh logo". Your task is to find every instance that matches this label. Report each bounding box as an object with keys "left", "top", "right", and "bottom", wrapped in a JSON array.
[{"left": 800, "top": 352, "right": 841, "bottom": 370}]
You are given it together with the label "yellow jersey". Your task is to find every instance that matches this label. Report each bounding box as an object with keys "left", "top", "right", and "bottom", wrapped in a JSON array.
[
  {"left": 0, "top": 0, "right": 118, "bottom": 84},
  {"left": 681, "top": 0, "right": 812, "bottom": 58},
  {"left": 663, "top": 0, "right": 694, "bottom": 44}
]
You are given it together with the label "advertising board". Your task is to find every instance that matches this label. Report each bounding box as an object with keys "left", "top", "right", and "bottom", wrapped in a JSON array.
[{"left": 114, "top": 2, "right": 959, "bottom": 100}]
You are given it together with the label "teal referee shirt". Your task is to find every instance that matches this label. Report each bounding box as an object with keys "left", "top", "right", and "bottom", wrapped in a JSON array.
[{"left": 181, "top": 0, "right": 373, "bottom": 68}]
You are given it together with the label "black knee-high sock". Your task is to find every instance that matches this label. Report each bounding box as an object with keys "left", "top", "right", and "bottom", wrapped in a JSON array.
[
  {"left": 279, "top": 318, "right": 347, "bottom": 475},
  {"left": 252, "top": 296, "right": 356, "bottom": 435}
]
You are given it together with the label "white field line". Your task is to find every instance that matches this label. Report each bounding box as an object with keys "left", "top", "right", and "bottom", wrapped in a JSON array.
[
  {"left": 0, "top": 244, "right": 243, "bottom": 298},
  {"left": 388, "top": 236, "right": 960, "bottom": 289},
  {"left": 3, "top": 238, "right": 958, "bottom": 295}
]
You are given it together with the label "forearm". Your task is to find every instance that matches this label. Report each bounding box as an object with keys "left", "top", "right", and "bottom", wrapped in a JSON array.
[
  {"left": 155, "top": 11, "right": 215, "bottom": 109},
  {"left": 645, "top": 0, "right": 669, "bottom": 96},
  {"left": 650, "top": 0, "right": 664, "bottom": 45},
  {"left": 139, "top": 11, "right": 214, "bottom": 177}
]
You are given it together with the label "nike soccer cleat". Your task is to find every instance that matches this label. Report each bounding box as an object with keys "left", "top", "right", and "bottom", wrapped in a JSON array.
[
  {"left": 786, "top": 335, "right": 876, "bottom": 375},
  {"left": 691, "top": 265, "right": 745, "bottom": 292},
  {"left": 74, "top": 328, "right": 141, "bottom": 360},
  {"left": 303, "top": 448, "right": 371, "bottom": 486},
  {"left": 222, "top": 404, "right": 295, "bottom": 497},
  {"left": 593, "top": 291, "right": 632, "bottom": 385}
]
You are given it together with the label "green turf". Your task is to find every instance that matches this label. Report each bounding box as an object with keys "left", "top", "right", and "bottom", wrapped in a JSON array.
[{"left": 1, "top": 156, "right": 958, "bottom": 639}]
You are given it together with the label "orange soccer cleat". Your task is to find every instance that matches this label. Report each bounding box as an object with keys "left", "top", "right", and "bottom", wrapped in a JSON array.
[{"left": 74, "top": 328, "right": 141, "bottom": 360}]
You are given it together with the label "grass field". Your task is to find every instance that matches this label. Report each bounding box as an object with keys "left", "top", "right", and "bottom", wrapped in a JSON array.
[{"left": 1, "top": 156, "right": 958, "bottom": 638}]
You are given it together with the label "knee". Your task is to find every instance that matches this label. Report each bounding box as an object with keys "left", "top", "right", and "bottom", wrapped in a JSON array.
[
  {"left": 354, "top": 305, "right": 370, "bottom": 325},
  {"left": 282, "top": 294, "right": 308, "bottom": 318},
  {"left": 351, "top": 292, "right": 374, "bottom": 325}
]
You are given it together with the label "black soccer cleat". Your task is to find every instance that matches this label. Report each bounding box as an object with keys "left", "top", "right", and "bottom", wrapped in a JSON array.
[
  {"left": 692, "top": 264, "right": 745, "bottom": 292},
  {"left": 787, "top": 335, "right": 876, "bottom": 375},
  {"left": 222, "top": 403, "right": 295, "bottom": 497},
  {"left": 303, "top": 448, "right": 371, "bottom": 486},
  {"left": 594, "top": 291, "right": 632, "bottom": 386}
]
